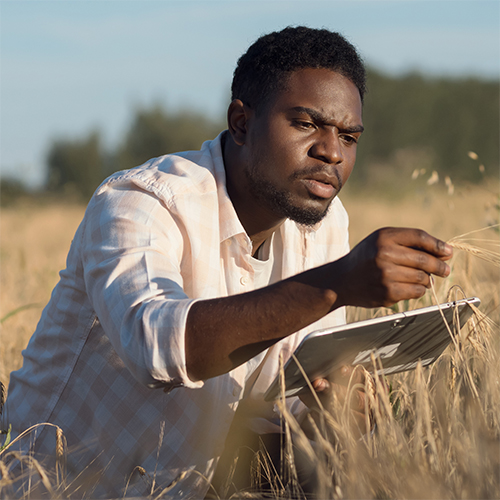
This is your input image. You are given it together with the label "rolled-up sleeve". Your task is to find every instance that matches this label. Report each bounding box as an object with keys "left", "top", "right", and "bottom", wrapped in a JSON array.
[{"left": 81, "top": 178, "right": 203, "bottom": 390}]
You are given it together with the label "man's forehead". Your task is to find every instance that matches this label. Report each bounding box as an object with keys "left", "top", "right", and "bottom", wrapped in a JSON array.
[{"left": 264, "top": 68, "right": 363, "bottom": 119}]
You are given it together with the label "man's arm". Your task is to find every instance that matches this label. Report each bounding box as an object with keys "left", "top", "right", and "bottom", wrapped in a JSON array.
[{"left": 186, "top": 227, "right": 453, "bottom": 381}]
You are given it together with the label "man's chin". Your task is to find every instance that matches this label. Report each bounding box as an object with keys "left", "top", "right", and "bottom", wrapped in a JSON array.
[
  {"left": 245, "top": 172, "right": 333, "bottom": 226},
  {"left": 283, "top": 200, "right": 332, "bottom": 226}
]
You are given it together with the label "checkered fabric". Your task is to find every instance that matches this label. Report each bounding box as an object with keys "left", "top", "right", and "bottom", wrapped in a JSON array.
[{"left": 4, "top": 132, "right": 350, "bottom": 498}]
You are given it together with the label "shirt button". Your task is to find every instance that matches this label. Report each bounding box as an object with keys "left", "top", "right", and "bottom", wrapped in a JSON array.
[
  {"left": 240, "top": 276, "right": 249, "bottom": 286},
  {"left": 232, "top": 386, "right": 239, "bottom": 397}
]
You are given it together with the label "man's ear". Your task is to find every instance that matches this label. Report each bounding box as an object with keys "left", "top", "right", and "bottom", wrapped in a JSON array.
[{"left": 227, "top": 99, "right": 252, "bottom": 146}]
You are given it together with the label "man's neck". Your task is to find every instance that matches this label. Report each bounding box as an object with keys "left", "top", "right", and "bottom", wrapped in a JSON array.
[{"left": 221, "top": 132, "right": 285, "bottom": 255}]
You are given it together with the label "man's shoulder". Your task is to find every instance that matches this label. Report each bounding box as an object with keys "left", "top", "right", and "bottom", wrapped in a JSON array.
[{"left": 98, "top": 136, "right": 224, "bottom": 204}]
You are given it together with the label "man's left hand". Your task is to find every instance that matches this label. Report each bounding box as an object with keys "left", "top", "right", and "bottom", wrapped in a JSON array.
[{"left": 299, "top": 365, "right": 380, "bottom": 437}]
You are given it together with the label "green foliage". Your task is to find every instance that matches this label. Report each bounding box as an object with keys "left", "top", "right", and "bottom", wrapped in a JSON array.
[
  {"left": 0, "top": 178, "right": 29, "bottom": 206},
  {"left": 46, "top": 130, "right": 106, "bottom": 201},
  {"left": 44, "top": 105, "right": 225, "bottom": 199},
  {"left": 355, "top": 69, "right": 499, "bottom": 185},
  {"left": 0, "top": 425, "right": 11, "bottom": 453},
  {"left": 116, "top": 104, "right": 224, "bottom": 172},
  {"left": 0, "top": 303, "right": 42, "bottom": 324}
]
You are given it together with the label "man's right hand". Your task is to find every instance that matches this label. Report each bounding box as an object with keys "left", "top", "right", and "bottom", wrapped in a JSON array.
[{"left": 330, "top": 227, "right": 453, "bottom": 309}]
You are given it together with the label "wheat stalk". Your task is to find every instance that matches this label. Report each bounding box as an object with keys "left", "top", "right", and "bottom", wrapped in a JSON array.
[
  {"left": 447, "top": 224, "right": 500, "bottom": 267},
  {"left": 0, "top": 383, "right": 4, "bottom": 417},
  {"left": 55, "top": 426, "right": 66, "bottom": 488},
  {"left": 0, "top": 460, "right": 9, "bottom": 483},
  {"left": 0, "top": 422, "right": 62, "bottom": 455},
  {"left": 55, "top": 427, "right": 64, "bottom": 460},
  {"left": 447, "top": 241, "right": 500, "bottom": 266}
]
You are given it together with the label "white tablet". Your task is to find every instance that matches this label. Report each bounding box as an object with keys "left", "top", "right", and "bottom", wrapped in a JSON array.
[{"left": 264, "top": 296, "right": 480, "bottom": 401}]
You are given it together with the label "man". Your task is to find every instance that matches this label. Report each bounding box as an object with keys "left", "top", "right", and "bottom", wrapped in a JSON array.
[{"left": 4, "top": 26, "right": 452, "bottom": 498}]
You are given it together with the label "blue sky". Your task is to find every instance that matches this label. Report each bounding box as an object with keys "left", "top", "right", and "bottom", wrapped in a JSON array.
[{"left": 1, "top": 0, "right": 499, "bottom": 188}]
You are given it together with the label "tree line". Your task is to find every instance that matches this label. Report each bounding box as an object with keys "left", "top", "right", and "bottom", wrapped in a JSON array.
[
  {"left": 44, "top": 107, "right": 225, "bottom": 201},
  {"left": 356, "top": 70, "right": 499, "bottom": 186},
  {"left": 2, "top": 68, "right": 498, "bottom": 203}
]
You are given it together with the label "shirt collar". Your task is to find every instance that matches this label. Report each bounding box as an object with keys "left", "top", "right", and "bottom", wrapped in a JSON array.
[{"left": 208, "top": 131, "right": 249, "bottom": 245}]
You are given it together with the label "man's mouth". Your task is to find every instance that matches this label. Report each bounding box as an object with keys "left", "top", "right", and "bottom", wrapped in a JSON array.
[
  {"left": 299, "top": 171, "right": 339, "bottom": 199},
  {"left": 302, "top": 179, "right": 335, "bottom": 199}
]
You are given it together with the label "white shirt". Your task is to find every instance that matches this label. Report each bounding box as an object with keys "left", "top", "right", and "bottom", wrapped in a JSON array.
[{"left": 4, "top": 132, "right": 350, "bottom": 498}]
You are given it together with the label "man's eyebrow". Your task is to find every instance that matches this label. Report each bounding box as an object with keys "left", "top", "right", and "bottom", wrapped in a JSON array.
[{"left": 291, "top": 106, "right": 364, "bottom": 133}]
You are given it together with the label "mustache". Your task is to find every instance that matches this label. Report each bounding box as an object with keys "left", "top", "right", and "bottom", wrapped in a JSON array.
[{"left": 290, "top": 165, "right": 343, "bottom": 191}]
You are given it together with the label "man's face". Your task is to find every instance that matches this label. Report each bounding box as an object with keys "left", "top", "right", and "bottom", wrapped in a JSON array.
[{"left": 243, "top": 68, "right": 363, "bottom": 226}]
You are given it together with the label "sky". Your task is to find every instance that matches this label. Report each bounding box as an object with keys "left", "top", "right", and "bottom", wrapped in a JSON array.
[{"left": 1, "top": 0, "right": 499, "bottom": 188}]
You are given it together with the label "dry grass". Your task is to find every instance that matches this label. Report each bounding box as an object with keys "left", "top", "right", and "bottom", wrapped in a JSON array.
[
  {"left": 0, "top": 202, "right": 85, "bottom": 383},
  {"left": 0, "top": 178, "right": 499, "bottom": 498}
]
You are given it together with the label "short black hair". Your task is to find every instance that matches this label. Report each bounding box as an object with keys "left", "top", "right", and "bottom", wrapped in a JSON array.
[{"left": 231, "top": 26, "right": 366, "bottom": 112}]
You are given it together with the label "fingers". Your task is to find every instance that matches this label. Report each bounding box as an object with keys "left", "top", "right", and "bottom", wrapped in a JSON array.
[
  {"left": 311, "top": 366, "right": 369, "bottom": 413},
  {"left": 381, "top": 262, "right": 442, "bottom": 288},
  {"left": 311, "top": 377, "right": 330, "bottom": 393},
  {"left": 375, "top": 228, "right": 452, "bottom": 278},
  {"left": 379, "top": 227, "right": 453, "bottom": 260},
  {"left": 305, "top": 378, "right": 367, "bottom": 414}
]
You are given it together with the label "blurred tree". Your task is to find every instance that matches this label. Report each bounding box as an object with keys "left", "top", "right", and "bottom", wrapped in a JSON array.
[
  {"left": 355, "top": 69, "right": 499, "bottom": 185},
  {"left": 46, "top": 130, "right": 105, "bottom": 201},
  {"left": 115, "top": 104, "right": 224, "bottom": 173},
  {"left": 44, "top": 105, "right": 224, "bottom": 201},
  {"left": 0, "top": 178, "right": 29, "bottom": 206}
]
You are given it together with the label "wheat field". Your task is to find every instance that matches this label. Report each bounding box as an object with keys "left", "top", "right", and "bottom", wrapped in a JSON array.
[{"left": 0, "top": 176, "right": 499, "bottom": 498}]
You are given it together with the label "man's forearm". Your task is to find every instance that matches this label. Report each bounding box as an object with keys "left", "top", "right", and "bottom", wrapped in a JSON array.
[{"left": 185, "top": 263, "right": 339, "bottom": 381}]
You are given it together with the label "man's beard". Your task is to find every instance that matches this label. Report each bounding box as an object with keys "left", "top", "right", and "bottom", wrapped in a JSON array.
[{"left": 244, "top": 164, "right": 334, "bottom": 226}]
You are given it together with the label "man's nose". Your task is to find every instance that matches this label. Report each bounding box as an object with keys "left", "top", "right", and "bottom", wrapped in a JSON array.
[{"left": 309, "top": 129, "right": 343, "bottom": 164}]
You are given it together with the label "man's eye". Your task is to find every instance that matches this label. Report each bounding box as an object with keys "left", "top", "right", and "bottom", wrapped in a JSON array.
[
  {"left": 341, "top": 135, "right": 358, "bottom": 145},
  {"left": 294, "top": 120, "right": 314, "bottom": 129}
]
